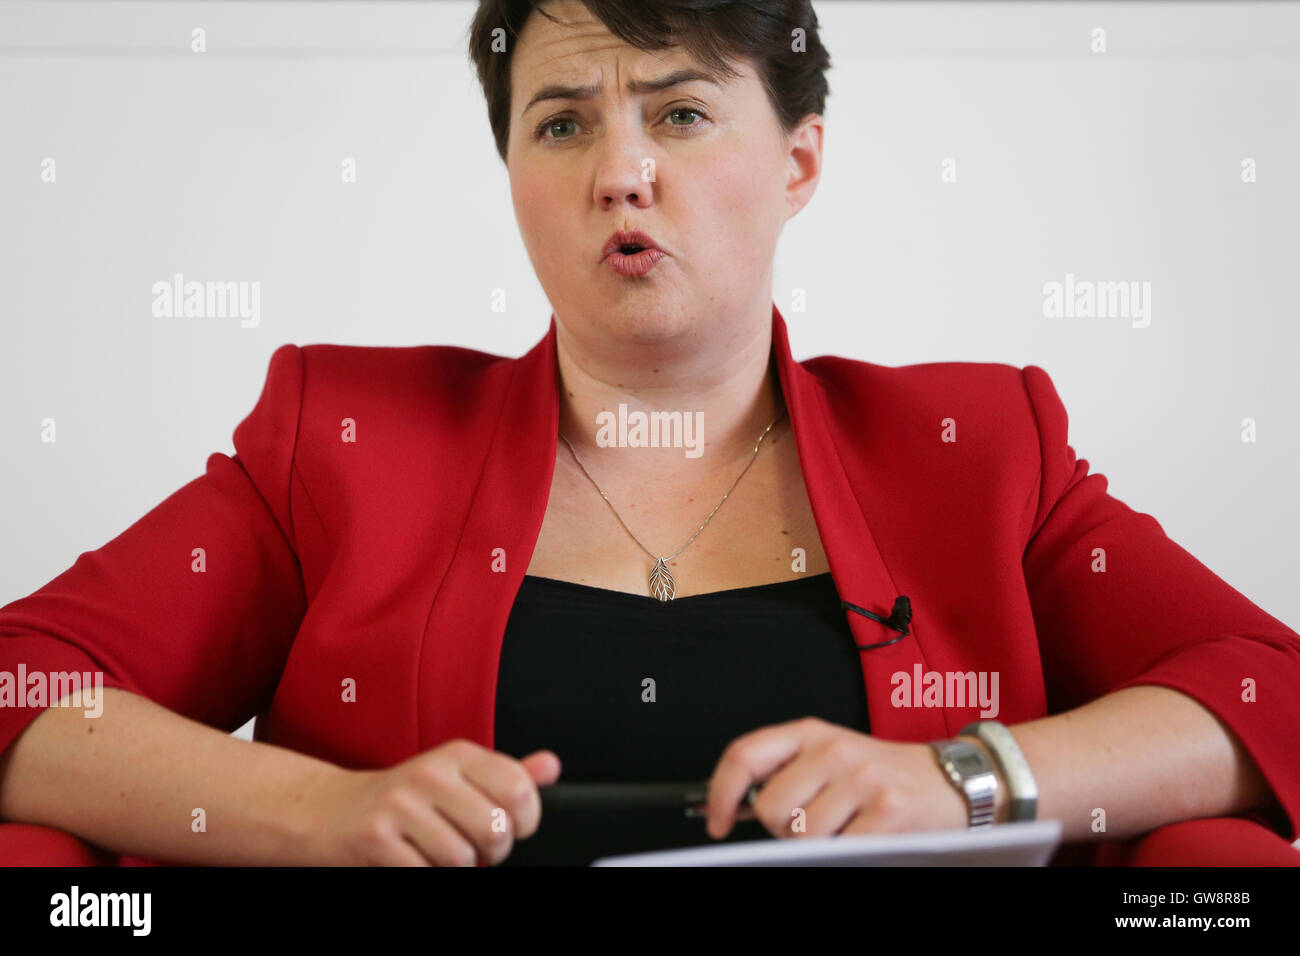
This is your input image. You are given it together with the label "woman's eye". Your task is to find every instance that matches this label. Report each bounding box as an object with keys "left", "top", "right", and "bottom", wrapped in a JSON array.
[
  {"left": 666, "top": 107, "right": 705, "bottom": 129},
  {"left": 534, "top": 107, "right": 708, "bottom": 143},
  {"left": 539, "top": 117, "right": 579, "bottom": 140}
]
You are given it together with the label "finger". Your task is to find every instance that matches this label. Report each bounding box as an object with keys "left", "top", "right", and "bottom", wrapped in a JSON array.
[
  {"left": 706, "top": 719, "right": 813, "bottom": 839},
  {"left": 387, "top": 795, "right": 478, "bottom": 866},
  {"left": 840, "top": 786, "right": 906, "bottom": 836},
  {"left": 427, "top": 773, "right": 515, "bottom": 865},
  {"left": 521, "top": 750, "right": 562, "bottom": 786},
  {"left": 798, "top": 770, "right": 876, "bottom": 837},
  {"left": 362, "top": 819, "right": 434, "bottom": 867},
  {"left": 746, "top": 747, "right": 840, "bottom": 838},
  {"left": 460, "top": 750, "right": 546, "bottom": 841}
]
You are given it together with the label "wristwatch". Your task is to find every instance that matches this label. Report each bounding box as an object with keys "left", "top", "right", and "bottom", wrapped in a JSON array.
[
  {"left": 960, "top": 720, "right": 1038, "bottom": 822},
  {"left": 928, "top": 738, "right": 999, "bottom": 827}
]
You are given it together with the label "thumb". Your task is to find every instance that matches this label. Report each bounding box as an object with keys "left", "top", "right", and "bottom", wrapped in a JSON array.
[{"left": 521, "top": 750, "right": 562, "bottom": 785}]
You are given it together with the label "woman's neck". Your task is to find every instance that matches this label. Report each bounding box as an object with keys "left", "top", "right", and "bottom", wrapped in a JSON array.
[{"left": 553, "top": 308, "right": 785, "bottom": 474}]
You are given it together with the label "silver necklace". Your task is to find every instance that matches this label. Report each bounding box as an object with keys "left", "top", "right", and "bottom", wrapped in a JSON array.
[{"left": 558, "top": 411, "right": 784, "bottom": 602}]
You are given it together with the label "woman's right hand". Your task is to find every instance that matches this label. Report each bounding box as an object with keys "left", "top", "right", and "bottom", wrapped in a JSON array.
[{"left": 302, "top": 740, "right": 561, "bottom": 866}]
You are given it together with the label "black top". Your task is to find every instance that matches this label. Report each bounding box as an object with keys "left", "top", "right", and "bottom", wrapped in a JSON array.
[{"left": 493, "top": 571, "right": 870, "bottom": 865}]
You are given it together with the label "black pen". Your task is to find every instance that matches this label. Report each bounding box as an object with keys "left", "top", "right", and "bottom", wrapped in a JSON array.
[{"left": 537, "top": 781, "right": 761, "bottom": 819}]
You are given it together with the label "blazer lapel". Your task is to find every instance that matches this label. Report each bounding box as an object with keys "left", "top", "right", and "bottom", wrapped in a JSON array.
[
  {"left": 418, "top": 317, "right": 559, "bottom": 751},
  {"left": 771, "top": 305, "right": 952, "bottom": 741}
]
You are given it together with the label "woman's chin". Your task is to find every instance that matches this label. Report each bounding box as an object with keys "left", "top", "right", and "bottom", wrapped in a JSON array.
[
  {"left": 554, "top": 292, "right": 687, "bottom": 342},
  {"left": 600, "top": 306, "right": 695, "bottom": 346}
]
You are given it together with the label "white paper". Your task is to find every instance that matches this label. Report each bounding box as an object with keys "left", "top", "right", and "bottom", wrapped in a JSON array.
[{"left": 591, "top": 819, "right": 1063, "bottom": 866}]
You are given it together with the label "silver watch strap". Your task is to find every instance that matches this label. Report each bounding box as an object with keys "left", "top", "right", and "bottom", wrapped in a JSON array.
[
  {"left": 960, "top": 720, "right": 1038, "bottom": 822},
  {"left": 928, "top": 739, "right": 998, "bottom": 827}
]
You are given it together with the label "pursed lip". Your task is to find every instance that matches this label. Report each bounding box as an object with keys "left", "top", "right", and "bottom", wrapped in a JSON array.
[{"left": 601, "top": 229, "right": 664, "bottom": 261}]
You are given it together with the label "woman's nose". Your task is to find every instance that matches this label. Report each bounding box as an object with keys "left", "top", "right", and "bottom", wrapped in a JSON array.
[{"left": 593, "top": 124, "right": 656, "bottom": 209}]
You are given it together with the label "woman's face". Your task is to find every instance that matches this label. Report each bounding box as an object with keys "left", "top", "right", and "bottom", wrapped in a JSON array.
[{"left": 505, "top": 0, "right": 821, "bottom": 352}]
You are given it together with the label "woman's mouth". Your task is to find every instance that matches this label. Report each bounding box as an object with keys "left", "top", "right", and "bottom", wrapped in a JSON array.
[
  {"left": 605, "top": 246, "right": 666, "bottom": 277},
  {"left": 602, "top": 230, "right": 667, "bottom": 277}
]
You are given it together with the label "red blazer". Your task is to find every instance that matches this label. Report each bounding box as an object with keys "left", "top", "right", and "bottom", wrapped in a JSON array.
[{"left": 3, "top": 304, "right": 1298, "bottom": 865}]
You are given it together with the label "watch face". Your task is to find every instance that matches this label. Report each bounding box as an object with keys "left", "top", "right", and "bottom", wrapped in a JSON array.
[{"left": 952, "top": 750, "right": 987, "bottom": 775}]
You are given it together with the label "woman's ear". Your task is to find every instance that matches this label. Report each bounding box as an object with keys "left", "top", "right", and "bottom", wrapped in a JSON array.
[{"left": 785, "top": 114, "right": 824, "bottom": 222}]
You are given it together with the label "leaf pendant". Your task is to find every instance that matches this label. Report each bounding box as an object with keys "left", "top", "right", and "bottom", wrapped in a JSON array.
[{"left": 648, "top": 557, "right": 676, "bottom": 602}]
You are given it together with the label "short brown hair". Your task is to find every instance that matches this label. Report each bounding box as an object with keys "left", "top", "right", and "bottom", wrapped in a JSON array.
[{"left": 467, "top": 0, "right": 832, "bottom": 163}]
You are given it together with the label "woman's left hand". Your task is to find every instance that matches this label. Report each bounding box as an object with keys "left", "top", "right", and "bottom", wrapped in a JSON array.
[{"left": 705, "top": 717, "right": 977, "bottom": 839}]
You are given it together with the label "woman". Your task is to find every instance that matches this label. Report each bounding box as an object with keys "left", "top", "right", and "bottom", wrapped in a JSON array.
[{"left": 1, "top": 0, "right": 1297, "bottom": 867}]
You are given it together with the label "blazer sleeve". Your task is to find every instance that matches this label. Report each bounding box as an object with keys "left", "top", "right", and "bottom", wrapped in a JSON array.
[
  {"left": 0, "top": 344, "right": 309, "bottom": 762},
  {"left": 1019, "top": 364, "right": 1300, "bottom": 842}
]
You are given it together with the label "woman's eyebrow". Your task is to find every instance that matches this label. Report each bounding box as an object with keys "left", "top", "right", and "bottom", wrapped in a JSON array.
[{"left": 520, "top": 67, "right": 724, "bottom": 118}]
